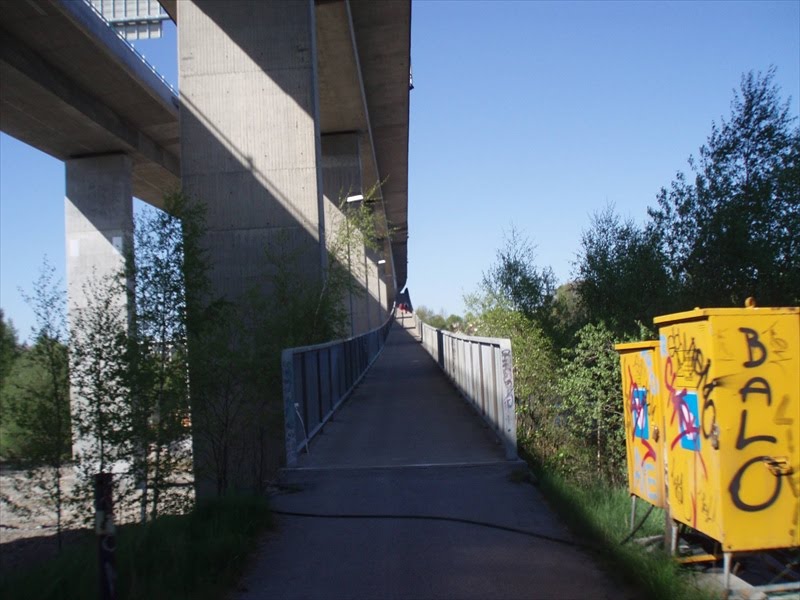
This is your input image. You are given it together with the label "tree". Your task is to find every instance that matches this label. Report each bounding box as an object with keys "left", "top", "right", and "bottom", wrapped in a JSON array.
[
  {"left": 649, "top": 68, "right": 800, "bottom": 307},
  {"left": 556, "top": 322, "right": 626, "bottom": 486},
  {"left": 575, "top": 205, "right": 673, "bottom": 338},
  {"left": 0, "top": 309, "right": 22, "bottom": 458},
  {"left": 126, "top": 193, "right": 202, "bottom": 520},
  {"left": 478, "top": 227, "right": 557, "bottom": 331},
  {"left": 3, "top": 262, "right": 71, "bottom": 549},
  {"left": 69, "top": 270, "right": 134, "bottom": 520},
  {"left": 0, "top": 309, "right": 20, "bottom": 389}
]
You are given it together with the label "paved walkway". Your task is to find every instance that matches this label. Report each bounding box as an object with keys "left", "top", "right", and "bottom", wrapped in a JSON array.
[{"left": 234, "top": 321, "right": 639, "bottom": 600}]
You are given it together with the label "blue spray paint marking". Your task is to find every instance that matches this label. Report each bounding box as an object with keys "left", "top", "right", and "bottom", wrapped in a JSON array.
[
  {"left": 680, "top": 391, "right": 701, "bottom": 451},
  {"left": 633, "top": 388, "right": 649, "bottom": 440}
]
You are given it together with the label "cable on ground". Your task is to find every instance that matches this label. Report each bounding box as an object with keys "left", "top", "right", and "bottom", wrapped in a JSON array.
[
  {"left": 271, "top": 508, "right": 599, "bottom": 551},
  {"left": 619, "top": 503, "right": 655, "bottom": 546}
]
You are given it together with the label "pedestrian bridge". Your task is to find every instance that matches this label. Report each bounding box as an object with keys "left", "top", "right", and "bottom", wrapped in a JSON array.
[{"left": 234, "top": 315, "right": 630, "bottom": 600}]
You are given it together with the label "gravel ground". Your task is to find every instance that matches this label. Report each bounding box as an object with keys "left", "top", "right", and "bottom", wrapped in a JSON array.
[{"left": 0, "top": 465, "right": 193, "bottom": 577}]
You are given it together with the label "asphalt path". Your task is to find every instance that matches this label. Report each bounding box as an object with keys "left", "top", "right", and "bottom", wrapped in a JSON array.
[{"left": 233, "top": 321, "right": 640, "bottom": 600}]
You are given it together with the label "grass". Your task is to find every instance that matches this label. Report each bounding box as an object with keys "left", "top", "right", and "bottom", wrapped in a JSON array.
[
  {"left": 0, "top": 494, "right": 272, "bottom": 600},
  {"left": 525, "top": 455, "right": 717, "bottom": 600}
]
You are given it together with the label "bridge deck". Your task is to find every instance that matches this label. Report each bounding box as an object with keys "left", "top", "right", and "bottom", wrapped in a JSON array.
[{"left": 235, "top": 321, "right": 639, "bottom": 599}]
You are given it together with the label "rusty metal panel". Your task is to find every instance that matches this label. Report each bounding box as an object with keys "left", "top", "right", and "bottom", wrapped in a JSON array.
[
  {"left": 615, "top": 341, "right": 666, "bottom": 508},
  {"left": 655, "top": 306, "right": 800, "bottom": 552}
]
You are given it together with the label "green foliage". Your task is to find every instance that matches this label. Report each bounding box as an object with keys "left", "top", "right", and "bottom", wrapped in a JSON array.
[
  {"left": 478, "top": 227, "right": 557, "bottom": 328},
  {"left": 126, "top": 193, "right": 200, "bottom": 520},
  {"left": 414, "top": 305, "right": 465, "bottom": 332},
  {"left": 648, "top": 67, "right": 800, "bottom": 307},
  {"left": 555, "top": 322, "right": 626, "bottom": 486},
  {"left": 2, "top": 341, "right": 70, "bottom": 463},
  {"left": 531, "top": 467, "right": 714, "bottom": 600},
  {"left": 575, "top": 205, "right": 673, "bottom": 339},
  {"left": 189, "top": 189, "right": 373, "bottom": 496},
  {"left": 1, "top": 262, "right": 72, "bottom": 548},
  {"left": 470, "top": 305, "right": 561, "bottom": 460},
  {"left": 0, "top": 308, "right": 20, "bottom": 390},
  {"left": 549, "top": 282, "right": 587, "bottom": 344},
  {"left": 0, "top": 494, "right": 272, "bottom": 600},
  {"left": 69, "top": 271, "right": 135, "bottom": 520}
]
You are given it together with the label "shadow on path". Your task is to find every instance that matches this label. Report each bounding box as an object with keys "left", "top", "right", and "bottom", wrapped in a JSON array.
[{"left": 235, "top": 320, "right": 640, "bottom": 600}]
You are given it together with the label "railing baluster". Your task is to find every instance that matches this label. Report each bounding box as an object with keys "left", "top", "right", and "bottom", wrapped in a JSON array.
[
  {"left": 281, "top": 313, "right": 396, "bottom": 465},
  {"left": 415, "top": 320, "right": 517, "bottom": 460}
]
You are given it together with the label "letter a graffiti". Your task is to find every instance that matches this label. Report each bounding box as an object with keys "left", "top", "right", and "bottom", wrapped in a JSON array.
[{"left": 739, "top": 327, "right": 767, "bottom": 368}]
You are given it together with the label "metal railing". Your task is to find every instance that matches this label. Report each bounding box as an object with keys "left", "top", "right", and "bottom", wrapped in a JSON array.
[
  {"left": 78, "top": 0, "right": 179, "bottom": 97},
  {"left": 282, "top": 315, "right": 394, "bottom": 466},
  {"left": 416, "top": 319, "right": 517, "bottom": 459}
]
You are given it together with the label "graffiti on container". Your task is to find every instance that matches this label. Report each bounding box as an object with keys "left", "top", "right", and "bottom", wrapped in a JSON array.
[
  {"left": 672, "top": 471, "right": 684, "bottom": 504},
  {"left": 663, "top": 331, "right": 708, "bottom": 528},
  {"left": 624, "top": 355, "right": 661, "bottom": 504},
  {"left": 727, "top": 326, "right": 793, "bottom": 513},
  {"left": 664, "top": 319, "right": 800, "bottom": 544},
  {"left": 699, "top": 489, "right": 717, "bottom": 525}
]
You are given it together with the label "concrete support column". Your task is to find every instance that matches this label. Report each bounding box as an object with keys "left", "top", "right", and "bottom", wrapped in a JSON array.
[
  {"left": 364, "top": 245, "right": 380, "bottom": 327},
  {"left": 179, "top": 0, "right": 325, "bottom": 303},
  {"left": 321, "top": 133, "right": 369, "bottom": 336},
  {"left": 179, "top": 0, "right": 325, "bottom": 493},
  {"left": 64, "top": 153, "right": 133, "bottom": 460}
]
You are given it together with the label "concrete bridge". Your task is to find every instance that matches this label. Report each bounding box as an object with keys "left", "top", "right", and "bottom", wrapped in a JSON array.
[
  {"left": 1, "top": 0, "right": 410, "bottom": 482},
  {"left": 0, "top": 0, "right": 409, "bottom": 325},
  {"left": 0, "top": 5, "right": 640, "bottom": 593}
]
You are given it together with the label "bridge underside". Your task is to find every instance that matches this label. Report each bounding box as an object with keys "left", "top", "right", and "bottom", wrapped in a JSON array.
[
  {"left": 0, "top": 0, "right": 410, "bottom": 494},
  {"left": 0, "top": 0, "right": 409, "bottom": 293}
]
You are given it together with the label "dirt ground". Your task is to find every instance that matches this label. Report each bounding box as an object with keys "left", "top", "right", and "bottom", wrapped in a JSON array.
[{"left": 0, "top": 465, "right": 192, "bottom": 577}]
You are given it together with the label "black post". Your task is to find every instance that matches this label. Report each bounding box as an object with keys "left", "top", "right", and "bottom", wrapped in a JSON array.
[{"left": 95, "top": 472, "right": 117, "bottom": 600}]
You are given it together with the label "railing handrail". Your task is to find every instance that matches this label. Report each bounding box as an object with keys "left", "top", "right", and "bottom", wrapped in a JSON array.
[
  {"left": 282, "top": 311, "right": 396, "bottom": 466},
  {"left": 75, "top": 0, "right": 179, "bottom": 98},
  {"left": 416, "top": 316, "right": 517, "bottom": 460},
  {"left": 282, "top": 314, "right": 395, "bottom": 356},
  {"left": 425, "top": 324, "right": 506, "bottom": 348}
]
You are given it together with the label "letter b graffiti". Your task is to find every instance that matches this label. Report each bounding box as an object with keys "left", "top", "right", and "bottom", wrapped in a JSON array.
[{"left": 739, "top": 328, "right": 767, "bottom": 368}]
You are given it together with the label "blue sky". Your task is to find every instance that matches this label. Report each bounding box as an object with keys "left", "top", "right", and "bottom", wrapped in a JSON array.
[{"left": 1, "top": 0, "right": 799, "bottom": 339}]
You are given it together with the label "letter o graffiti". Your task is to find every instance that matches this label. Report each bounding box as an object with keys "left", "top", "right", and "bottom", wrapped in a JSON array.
[
  {"left": 702, "top": 398, "right": 716, "bottom": 439},
  {"left": 728, "top": 455, "right": 782, "bottom": 512}
]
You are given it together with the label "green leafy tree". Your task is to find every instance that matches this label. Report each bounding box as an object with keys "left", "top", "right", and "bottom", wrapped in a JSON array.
[
  {"left": 467, "top": 303, "right": 560, "bottom": 465},
  {"left": 415, "top": 306, "right": 447, "bottom": 330},
  {"left": 575, "top": 205, "right": 673, "bottom": 339},
  {"left": 416, "top": 306, "right": 467, "bottom": 332},
  {"left": 3, "top": 263, "right": 71, "bottom": 549},
  {"left": 0, "top": 309, "right": 20, "bottom": 389},
  {"left": 556, "top": 322, "right": 626, "bottom": 486},
  {"left": 69, "top": 271, "right": 134, "bottom": 520},
  {"left": 126, "top": 193, "right": 201, "bottom": 520},
  {"left": 479, "top": 227, "right": 557, "bottom": 327},
  {"left": 0, "top": 309, "right": 22, "bottom": 457},
  {"left": 189, "top": 188, "right": 373, "bottom": 496},
  {"left": 649, "top": 68, "right": 800, "bottom": 307}
]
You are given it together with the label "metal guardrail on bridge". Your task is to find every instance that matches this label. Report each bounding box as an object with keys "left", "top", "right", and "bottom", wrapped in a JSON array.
[
  {"left": 416, "top": 318, "right": 517, "bottom": 459},
  {"left": 282, "top": 315, "right": 394, "bottom": 466}
]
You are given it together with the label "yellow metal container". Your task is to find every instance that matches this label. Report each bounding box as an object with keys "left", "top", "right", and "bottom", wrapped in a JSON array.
[
  {"left": 615, "top": 341, "right": 666, "bottom": 508},
  {"left": 654, "top": 305, "right": 800, "bottom": 552}
]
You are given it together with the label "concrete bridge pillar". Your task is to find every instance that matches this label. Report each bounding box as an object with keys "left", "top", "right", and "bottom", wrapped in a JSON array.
[
  {"left": 364, "top": 245, "right": 381, "bottom": 327},
  {"left": 321, "top": 132, "right": 372, "bottom": 336},
  {"left": 179, "top": 0, "right": 326, "bottom": 303},
  {"left": 178, "top": 0, "right": 326, "bottom": 494},
  {"left": 64, "top": 153, "right": 134, "bottom": 461}
]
